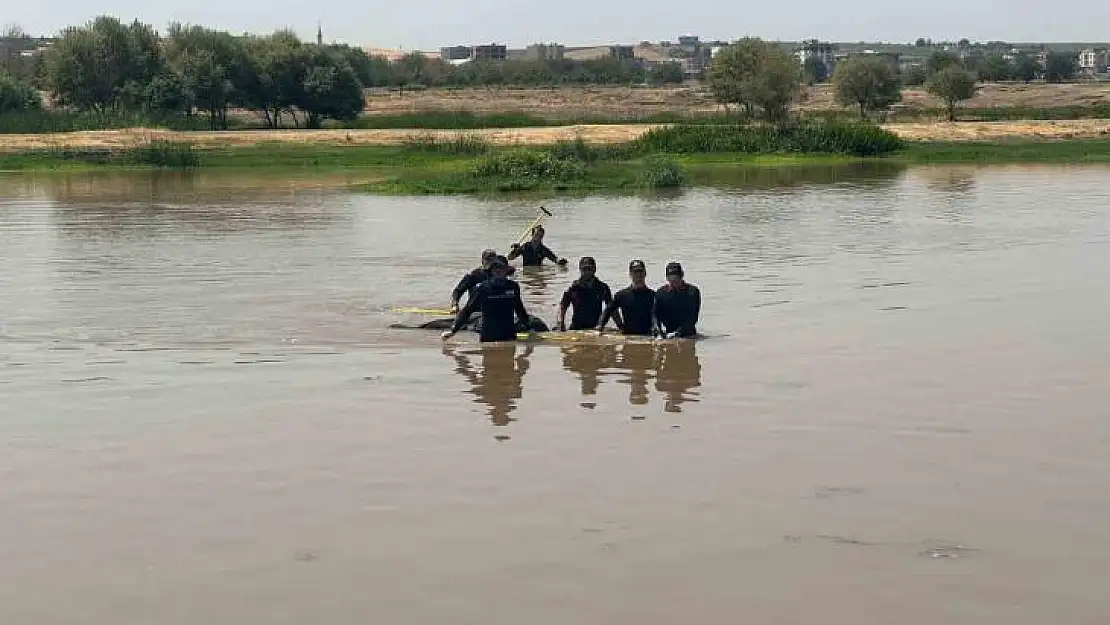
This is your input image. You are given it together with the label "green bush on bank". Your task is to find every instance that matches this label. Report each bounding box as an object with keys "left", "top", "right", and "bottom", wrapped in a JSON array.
[
  {"left": 471, "top": 149, "right": 588, "bottom": 184},
  {"left": 119, "top": 140, "right": 200, "bottom": 168},
  {"left": 638, "top": 155, "right": 684, "bottom": 188},
  {"left": 634, "top": 120, "right": 904, "bottom": 157}
]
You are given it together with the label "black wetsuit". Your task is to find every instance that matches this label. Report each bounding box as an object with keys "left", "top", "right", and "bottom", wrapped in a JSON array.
[
  {"left": 599, "top": 284, "right": 656, "bottom": 335},
  {"left": 452, "top": 277, "right": 530, "bottom": 342},
  {"left": 559, "top": 278, "right": 613, "bottom": 330},
  {"left": 511, "top": 242, "right": 559, "bottom": 267},
  {"left": 653, "top": 283, "right": 701, "bottom": 338},
  {"left": 452, "top": 266, "right": 515, "bottom": 304}
]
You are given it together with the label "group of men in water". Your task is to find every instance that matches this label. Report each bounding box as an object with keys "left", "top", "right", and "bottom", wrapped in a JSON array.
[{"left": 441, "top": 225, "right": 702, "bottom": 343}]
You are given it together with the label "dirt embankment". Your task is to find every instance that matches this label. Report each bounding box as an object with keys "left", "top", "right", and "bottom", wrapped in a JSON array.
[
  {"left": 2, "top": 119, "right": 1110, "bottom": 152},
  {"left": 360, "top": 83, "right": 1110, "bottom": 119}
]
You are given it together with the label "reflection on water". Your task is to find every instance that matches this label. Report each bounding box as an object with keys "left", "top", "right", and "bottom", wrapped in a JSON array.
[
  {"left": 443, "top": 343, "right": 534, "bottom": 427},
  {"left": 560, "top": 342, "right": 620, "bottom": 406},
  {"left": 655, "top": 341, "right": 702, "bottom": 412},
  {"left": 688, "top": 160, "right": 906, "bottom": 191},
  {"left": 444, "top": 339, "right": 703, "bottom": 422}
]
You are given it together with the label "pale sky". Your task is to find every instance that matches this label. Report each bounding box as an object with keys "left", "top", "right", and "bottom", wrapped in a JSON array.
[{"left": 9, "top": 1, "right": 1110, "bottom": 50}]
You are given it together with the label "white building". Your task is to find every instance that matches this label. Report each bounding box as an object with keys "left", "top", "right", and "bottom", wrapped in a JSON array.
[
  {"left": 1078, "top": 48, "right": 1109, "bottom": 73},
  {"left": 795, "top": 40, "right": 837, "bottom": 72}
]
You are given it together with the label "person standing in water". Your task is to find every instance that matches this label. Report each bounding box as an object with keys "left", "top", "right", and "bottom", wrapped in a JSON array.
[
  {"left": 652, "top": 261, "right": 701, "bottom": 339},
  {"left": 597, "top": 259, "right": 656, "bottom": 336},
  {"left": 450, "top": 248, "right": 514, "bottom": 313},
  {"left": 443, "top": 256, "right": 532, "bottom": 343},
  {"left": 556, "top": 256, "right": 613, "bottom": 331},
  {"left": 507, "top": 225, "right": 567, "bottom": 268}
]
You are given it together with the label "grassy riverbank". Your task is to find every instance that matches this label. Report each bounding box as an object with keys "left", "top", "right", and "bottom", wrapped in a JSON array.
[{"left": 3, "top": 120, "right": 1110, "bottom": 194}]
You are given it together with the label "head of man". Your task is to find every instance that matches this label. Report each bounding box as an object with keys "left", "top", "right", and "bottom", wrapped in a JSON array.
[
  {"left": 665, "top": 261, "right": 685, "bottom": 288},
  {"left": 481, "top": 249, "right": 497, "bottom": 269},
  {"left": 628, "top": 259, "right": 647, "bottom": 287},
  {"left": 578, "top": 256, "right": 597, "bottom": 281},
  {"left": 530, "top": 225, "right": 545, "bottom": 244},
  {"left": 489, "top": 255, "right": 510, "bottom": 279}
]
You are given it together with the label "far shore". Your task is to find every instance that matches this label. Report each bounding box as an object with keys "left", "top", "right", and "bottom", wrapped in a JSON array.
[{"left": 2, "top": 119, "right": 1110, "bottom": 152}]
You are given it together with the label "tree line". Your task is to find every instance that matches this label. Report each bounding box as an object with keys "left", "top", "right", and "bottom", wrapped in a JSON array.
[
  {"left": 706, "top": 38, "right": 1088, "bottom": 123},
  {"left": 0, "top": 16, "right": 685, "bottom": 125}
]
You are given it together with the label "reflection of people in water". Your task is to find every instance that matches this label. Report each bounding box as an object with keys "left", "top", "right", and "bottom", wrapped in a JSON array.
[
  {"left": 515, "top": 264, "right": 561, "bottom": 298},
  {"left": 616, "top": 342, "right": 655, "bottom": 406},
  {"left": 559, "top": 343, "right": 619, "bottom": 406},
  {"left": 442, "top": 343, "right": 533, "bottom": 426},
  {"left": 654, "top": 340, "right": 702, "bottom": 413}
]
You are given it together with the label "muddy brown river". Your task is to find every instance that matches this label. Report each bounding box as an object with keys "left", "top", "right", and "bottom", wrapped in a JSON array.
[{"left": 2, "top": 165, "right": 1110, "bottom": 624}]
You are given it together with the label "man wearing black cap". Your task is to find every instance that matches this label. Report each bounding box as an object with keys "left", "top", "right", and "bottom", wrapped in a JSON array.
[
  {"left": 508, "top": 225, "right": 568, "bottom": 267},
  {"left": 652, "top": 261, "right": 701, "bottom": 339},
  {"left": 450, "top": 249, "right": 518, "bottom": 314},
  {"left": 443, "top": 255, "right": 532, "bottom": 343},
  {"left": 597, "top": 259, "right": 657, "bottom": 336},
  {"left": 556, "top": 256, "right": 613, "bottom": 331}
]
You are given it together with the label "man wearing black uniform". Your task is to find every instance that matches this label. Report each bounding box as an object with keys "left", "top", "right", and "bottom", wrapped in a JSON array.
[
  {"left": 443, "top": 256, "right": 532, "bottom": 343},
  {"left": 652, "top": 261, "right": 701, "bottom": 339},
  {"left": 450, "top": 248, "right": 515, "bottom": 313},
  {"left": 556, "top": 256, "right": 613, "bottom": 331},
  {"left": 597, "top": 259, "right": 656, "bottom": 336},
  {"left": 507, "top": 225, "right": 568, "bottom": 267}
]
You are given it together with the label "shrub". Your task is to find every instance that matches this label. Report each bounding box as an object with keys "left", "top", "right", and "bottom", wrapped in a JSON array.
[
  {"left": 0, "top": 74, "right": 42, "bottom": 113},
  {"left": 632, "top": 120, "right": 904, "bottom": 157},
  {"left": 471, "top": 149, "right": 588, "bottom": 182},
  {"left": 401, "top": 132, "right": 491, "bottom": 155},
  {"left": 119, "top": 140, "right": 201, "bottom": 168},
  {"left": 639, "top": 156, "right": 684, "bottom": 188}
]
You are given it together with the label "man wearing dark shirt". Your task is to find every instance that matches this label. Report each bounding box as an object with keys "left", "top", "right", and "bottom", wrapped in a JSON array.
[
  {"left": 443, "top": 256, "right": 532, "bottom": 343},
  {"left": 507, "top": 225, "right": 567, "bottom": 267},
  {"left": 556, "top": 256, "right": 613, "bottom": 331},
  {"left": 450, "top": 249, "right": 515, "bottom": 313},
  {"left": 597, "top": 259, "right": 656, "bottom": 336},
  {"left": 652, "top": 261, "right": 701, "bottom": 339}
]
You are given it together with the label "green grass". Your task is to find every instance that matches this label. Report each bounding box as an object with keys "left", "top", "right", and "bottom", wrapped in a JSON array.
[
  {"left": 6, "top": 121, "right": 1110, "bottom": 193},
  {"left": 899, "top": 139, "right": 1110, "bottom": 163}
]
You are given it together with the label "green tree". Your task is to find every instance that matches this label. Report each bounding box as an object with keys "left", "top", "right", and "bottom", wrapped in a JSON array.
[
  {"left": 0, "top": 71, "right": 42, "bottom": 112},
  {"left": 1044, "top": 51, "right": 1078, "bottom": 83},
  {"left": 979, "top": 54, "right": 1013, "bottom": 82},
  {"left": 165, "top": 25, "right": 246, "bottom": 129},
  {"left": 143, "top": 71, "right": 191, "bottom": 116},
  {"left": 926, "top": 66, "right": 979, "bottom": 121},
  {"left": 926, "top": 50, "right": 962, "bottom": 75},
  {"left": 235, "top": 32, "right": 308, "bottom": 127},
  {"left": 832, "top": 56, "right": 903, "bottom": 118},
  {"left": 298, "top": 49, "right": 365, "bottom": 127},
  {"left": 648, "top": 61, "right": 684, "bottom": 85},
  {"left": 42, "top": 16, "right": 165, "bottom": 112},
  {"left": 708, "top": 37, "right": 802, "bottom": 121},
  {"left": 1012, "top": 53, "right": 1039, "bottom": 82},
  {"left": 902, "top": 65, "right": 928, "bottom": 86},
  {"left": 803, "top": 58, "right": 829, "bottom": 85}
]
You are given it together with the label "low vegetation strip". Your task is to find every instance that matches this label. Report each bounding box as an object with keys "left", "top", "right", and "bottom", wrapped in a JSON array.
[{"left": 2, "top": 119, "right": 1110, "bottom": 154}]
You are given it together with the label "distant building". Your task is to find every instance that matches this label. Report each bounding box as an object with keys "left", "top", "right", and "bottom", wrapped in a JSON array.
[
  {"left": 525, "top": 43, "right": 565, "bottom": 61},
  {"left": 796, "top": 39, "right": 837, "bottom": 72},
  {"left": 609, "top": 45, "right": 635, "bottom": 61},
  {"left": 471, "top": 44, "right": 507, "bottom": 61},
  {"left": 1078, "top": 48, "right": 1109, "bottom": 73},
  {"left": 677, "top": 35, "right": 700, "bottom": 52},
  {"left": 439, "top": 45, "right": 471, "bottom": 61}
]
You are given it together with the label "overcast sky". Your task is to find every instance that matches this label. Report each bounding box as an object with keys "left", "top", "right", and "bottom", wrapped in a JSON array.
[{"left": 9, "top": 1, "right": 1110, "bottom": 49}]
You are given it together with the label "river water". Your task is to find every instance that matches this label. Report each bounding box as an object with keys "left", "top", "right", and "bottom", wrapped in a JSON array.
[{"left": 2, "top": 165, "right": 1110, "bottom": 624}]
